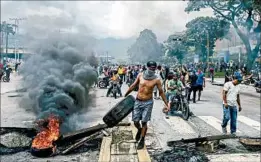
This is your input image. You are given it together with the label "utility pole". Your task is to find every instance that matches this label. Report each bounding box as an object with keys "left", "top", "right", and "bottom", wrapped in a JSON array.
[
  {"left": 9, "top": 17, "right": 26, "bottom": 62},
  {"left": 207, "top": 30, "right": 210, "bottom": 70}
]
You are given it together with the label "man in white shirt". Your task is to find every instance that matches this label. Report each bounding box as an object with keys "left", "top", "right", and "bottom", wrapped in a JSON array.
[{"left": 221, "top": 72, "right": 242, "bottom": 135}]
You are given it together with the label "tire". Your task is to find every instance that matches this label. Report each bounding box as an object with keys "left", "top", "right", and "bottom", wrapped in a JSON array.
[
  {"left": 113, "top": 90, "right": 117, "bottom": 99},
  {"left": 98, "top": 81, "right": 106, "bottom": 88},
  {"left": 244, "top": 80, "right": 250, "bottom": 85},
  {"left": 3, "top": 76, "right": 9, "bottom": 82},
  {"left": 103, "top": 95, "right": 135, "bottom": 127},
  {"left": 181, "top": 99, "right": 190, "bottom": 120}
]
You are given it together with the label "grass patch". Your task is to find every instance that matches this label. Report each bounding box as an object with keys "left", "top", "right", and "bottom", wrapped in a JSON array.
[{"left": 214, "top": 72, "right": 225, "bottom": 77}]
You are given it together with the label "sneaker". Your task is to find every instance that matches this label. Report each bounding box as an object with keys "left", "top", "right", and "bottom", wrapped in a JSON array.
[
  {"left": 231, "top": 132, "right": 237, "bottom": 136},
  {"left": 137, "top": 139, "right": 145, "bottom": 150},
  {"left": 222, "top": 127, "right": 227, "bottom": 134},
  {"left": 165, "top": 114, "right": 169, "bottom": 119}
]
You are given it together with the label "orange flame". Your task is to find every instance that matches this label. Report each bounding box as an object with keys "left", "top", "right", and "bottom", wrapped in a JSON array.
[{"left": 32, "top": 115, "right": 60, "bottom": 150}]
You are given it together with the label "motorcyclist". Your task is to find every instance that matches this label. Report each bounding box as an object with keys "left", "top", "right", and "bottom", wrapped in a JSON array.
[
  {"left": 106, "top": 70, "right": 122, "bottom": 97},
  {"left": 166, "top": 72, "right": 183, "bottom": 118}
]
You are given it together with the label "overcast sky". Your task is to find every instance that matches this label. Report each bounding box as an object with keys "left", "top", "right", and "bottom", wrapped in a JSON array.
[{"left": 1, "top": 1, "right": 213, "bottom": 41}]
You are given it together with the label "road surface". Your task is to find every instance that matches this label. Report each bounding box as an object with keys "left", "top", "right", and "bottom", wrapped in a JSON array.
[{"left": 1, "top": 74, "right": 260, "bottom": 162}]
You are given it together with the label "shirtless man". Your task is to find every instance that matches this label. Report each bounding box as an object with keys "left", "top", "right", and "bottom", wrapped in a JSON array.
[{"left": 124, "top": 61, "right": 168, "bottom": 149}]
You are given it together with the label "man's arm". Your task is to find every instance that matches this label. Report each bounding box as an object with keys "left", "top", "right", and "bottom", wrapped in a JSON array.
[
  {"left": 237, "top": 94, "right": 242, "bottom": 111},
  {"left": 124, "top": 73, "right": 140, "bottom": 97},
  {"left": 223, "top": 82, "right": 229, "bottom": 108},
  {"left": 156, "top": 79, "right": 168, "bottom": 107},
  {"left": 203, "top": 74, "right": 206, "bottom": 87}
]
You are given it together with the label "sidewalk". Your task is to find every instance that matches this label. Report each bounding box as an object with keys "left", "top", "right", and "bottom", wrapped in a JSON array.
[{"left": 1, "top": 73, "right": 23, "bottom": 94}]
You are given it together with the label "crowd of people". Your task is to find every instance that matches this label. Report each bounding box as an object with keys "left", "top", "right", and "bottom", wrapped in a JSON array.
[{"left": 97, "top": 61, "right": 244, "bottom": 150}]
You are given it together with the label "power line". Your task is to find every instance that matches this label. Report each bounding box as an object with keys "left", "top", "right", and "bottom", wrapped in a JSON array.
[{"left": 9, "top": 17, "right": 27, "bottom": 62}]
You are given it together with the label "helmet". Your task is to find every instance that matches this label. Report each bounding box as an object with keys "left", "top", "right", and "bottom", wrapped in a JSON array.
[{"left": 147, "top": 61, "right": 157, "bottom": 67}]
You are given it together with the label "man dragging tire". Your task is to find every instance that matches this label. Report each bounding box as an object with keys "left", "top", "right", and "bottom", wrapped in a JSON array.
[{"left": 124, "top": 61, "right": 168, "bottom": 149}]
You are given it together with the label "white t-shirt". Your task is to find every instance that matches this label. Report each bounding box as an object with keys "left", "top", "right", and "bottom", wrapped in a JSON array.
[{"left": 223, "top": 81, "right": 240, "bottom": 106}]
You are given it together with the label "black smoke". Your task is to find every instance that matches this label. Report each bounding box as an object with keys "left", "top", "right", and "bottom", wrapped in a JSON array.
[{"left": 19, "top": 34, "right": 97, "bottom": 133}]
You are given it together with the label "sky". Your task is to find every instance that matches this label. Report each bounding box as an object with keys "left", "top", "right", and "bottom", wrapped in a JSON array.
[{"left": 1, "top": 1, "right": 213, "bottom": 42}]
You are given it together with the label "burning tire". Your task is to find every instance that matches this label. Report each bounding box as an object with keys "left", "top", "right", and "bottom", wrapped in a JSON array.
[
  {"left": 30, "top": 147, "right": 54, "bottom": 157},
  {"left": 103, "top": 95, "right": 135, "bottom": 127}
]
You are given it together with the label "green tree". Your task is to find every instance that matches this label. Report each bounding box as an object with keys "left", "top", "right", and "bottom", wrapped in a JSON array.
[
  {"left": 127, "top": 29, "right": 163, "bottom": 63},
  {"left": 185, "top": 0, "right": 261, "bottom": 70},
  {"left": 184, "top": 16, "right": 230, "bottom": 62},
  {"left": 164, "top": 34, "right": 188, "bottom": 64}
]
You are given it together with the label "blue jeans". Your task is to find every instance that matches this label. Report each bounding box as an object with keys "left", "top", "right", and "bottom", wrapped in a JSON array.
[{"left": 221, "top": 105, "right": 238, "bottom": 133}]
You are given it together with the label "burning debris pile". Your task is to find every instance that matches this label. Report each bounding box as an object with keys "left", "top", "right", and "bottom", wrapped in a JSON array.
[{"left": 19, "top": 36, "right": 98, "bottom": 156}]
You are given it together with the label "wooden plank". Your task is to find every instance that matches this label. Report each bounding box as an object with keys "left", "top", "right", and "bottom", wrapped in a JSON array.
[
  {"left": 130, "top": 124, "right": 151, "bottom": 162},
  {"left": 110, "top": 155, "right": 138, "bottom": 162},
  {"left": 98, "top": 137, "right": 112, "bottom": 162},
  {"left": 111, "top": 142, "right": 137, "bottom": 155},
  {"left": 239, "top": 138, "right": 261, "bottom": 146},
  {"left": 62, "top": 132, "right": 101, "bottom": 155}
]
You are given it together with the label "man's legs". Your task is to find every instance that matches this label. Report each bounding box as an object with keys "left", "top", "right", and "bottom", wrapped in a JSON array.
[
  {"left": 123, "top": 74, "right": 126, "bottom": 82},
  {"left": 230, "top": 106, "right": 238, "bottom": 134},
  {"left": 117, "top": 84, "right": 122, "bottom": 97},
  {"left": 192, "top": 86, "right": 197, "bottom": 103},
  {"left": 106, "top": 84, "right": 113, "bottom": 97},
  {"left": 198, "top": 86, "right": 202, "bottom": 101},
  {"left": 137, "top": 100, "right": 153, "bottom": 149},
  {"left": 134, "top": 121, "right": 142, "bottom": 141},
  {"left": 221, "top": 105, "right": 231, "bottom": 134}
]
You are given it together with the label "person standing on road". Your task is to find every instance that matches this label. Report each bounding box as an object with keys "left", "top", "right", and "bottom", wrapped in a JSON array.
[
  {"left": 153, "top": 65, "right": 164, "bottom": 99},
  {"left": 196, "top": 68, "right": 205, "bottom": 101},
  {"left": 209, "top": 66, "right": 214, "bottom": 83},
  {"left": 188, "top": 70, "right": 198, "bottom": 103},
  {"left": 124, "top": 61, "right": 168, "bottom": 150},
  {"left": 117, "top": 65, "right": 124, "bottom": 82},
  {"left": 221, "top": 72, "right": 242, "bottom": 135}
]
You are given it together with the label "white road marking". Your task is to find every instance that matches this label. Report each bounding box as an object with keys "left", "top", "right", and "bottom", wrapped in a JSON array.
[
  {"left": 207, "top": 153, "right": 260, "bottom": 162},
  {"left": 164, "top": 116, "right": 195, "bottom": 134},
  {"left": 198, "top": 116, "right": 241, "bottom": 133},
  {"left": 237, "top": 116, "right": 260, "bottom": 131}
]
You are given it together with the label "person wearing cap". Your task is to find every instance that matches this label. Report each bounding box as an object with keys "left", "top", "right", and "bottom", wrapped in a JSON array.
[
  {"left": 221, "top": 72, "right": 242, "bottom": 135},
  {"left": 124, "top": 61, "right": 168, "bottom": 150}
]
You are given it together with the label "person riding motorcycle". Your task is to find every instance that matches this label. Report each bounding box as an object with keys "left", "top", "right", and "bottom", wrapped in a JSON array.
[
  {"left": 166, "top": 72, "right": 183, "bottom": 117},
  {"left": 106, "top": 70, "right": 122, "bottom": 97}
]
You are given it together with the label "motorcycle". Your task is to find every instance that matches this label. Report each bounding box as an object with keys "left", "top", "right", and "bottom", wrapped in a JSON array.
[
  {"left": 98, "top": 76, "right": 110, "bottom": 88},
  {"left": 168, "top": 89, "right": 190, "bottom": 120},
  {"left": 1, "top": 71, "right": 10, "bottom": 82},
  {"left": 127, "top": 78, "right": 138, "bottom": 91},
  {"left": 242, "top": 76, "right": 256, "bottom": 85},
  {"left": 254, "top": 80, "right": 261, "bottom": 93},
  {"left": 111, "top": 81, "right": 119, "bottom": 99},
  {"left": 107, "top": 81, "right": 121, "bottom": 99}
]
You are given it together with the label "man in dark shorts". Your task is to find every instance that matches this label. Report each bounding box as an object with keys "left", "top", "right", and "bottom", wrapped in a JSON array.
[
  {"left": 124, "top": 61, "right": 168, "bottom": 149},
  {"left": 196, "top": 68, "right": 205, "bottom": 101}
]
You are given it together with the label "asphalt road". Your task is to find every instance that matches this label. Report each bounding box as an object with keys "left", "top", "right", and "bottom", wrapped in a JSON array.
[{"left": 1, "top": 74, "right": 260, "bottom": 161}]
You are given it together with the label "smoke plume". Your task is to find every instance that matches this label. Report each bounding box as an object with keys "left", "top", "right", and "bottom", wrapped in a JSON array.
[{"left": 19, "top": 33, "right": 97, "bottom": 133}]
